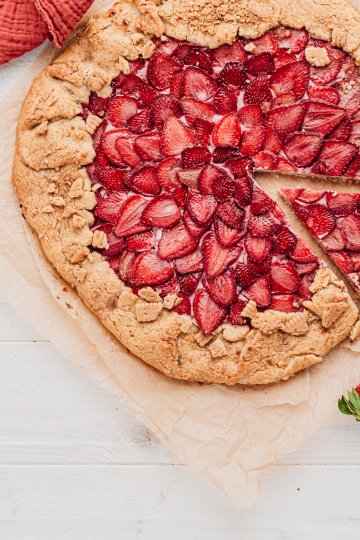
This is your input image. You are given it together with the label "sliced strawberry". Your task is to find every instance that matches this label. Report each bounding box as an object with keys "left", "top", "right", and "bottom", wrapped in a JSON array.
[
  {"left": 251, "top": 31, "right": 277, "bottom": 55},
  {"left": 141, "top": 195, "right": 180, "bottom": 229},
  {"left": 107, "top": 255, "right": 121, "bottom": 271},
  {"left": 88, "top": 94, "right": 110, "bottom": 115},
  {"left": 94, "top": 192, "right": 127, "bottom": 222},
  {"left": 276, "top": 157, "right": 297, "bottom": 172},
  {"left": 161, "top": 117, "right": 195, "bottom": 157},
  {"left": 253, "top": 151, "right": 277, "bottom": 170},
  {"left": 233, "top": 175, "right": 254, "bottom": 207},
  {"left": 212, "top": 113, "right": 241, "bottom": 147},
  {"left": 304, "top": 204, "right": 335, "bottom": 238},
  {"left": 274, "top": 49, "right": 297, "bottom": 69},
  {"left": 328, "top": 117, "right": 352, "bottom": 142},
  {"left": 212, "top": 147, "right": 239, "bottom": 163},
  {"left": 156, "top": 37, "right": 179, "bottom": 55},
  {"left": 211, "top": 169, "right": 234, "bottom": 202},
  {"left": 321, "top": 226, "right": 346, "bottom": 251},
  {"left": 133, "top": 82, "right": 158, "bottom": 108},
  {"left": 262, "top": 126, "right": 282, "bottom": 154},
  {"left": 226, "top": 157, "right": 254, "bottom": 177},
  {"left": 203, "top": 270, "right": 236, "bottom": 306},
  {"left": 118, "top": 250, "right": 137, "bottom": 283},
  {"left": 150, "top": 94, "right": 182, "bottom": 129},
  {"left": 193, "top": 118, "right": 214, "bottom": 146},
  {"left": 183, "top": 66, "right": 217, "bottom": 101},
  {"left": 307, "top": 86, "right": 340, "bottom": 105},
  {"left": 310, "top": 48, "right": 344, "bottom": 85},
  {"left": 107, "top": 96, "right": 138, "bottom": 127},
  {"left": 240, "top": 125, "right": 265, "bottom": 156},
  {"left": 186, "top": 191, "right": 217, "bottom": 224},
  {"left": 134, "top": 133, "right": 162, "bottom": 161},
  {"left": 339, "top": 214, "right": 360, "bottom": 250},
  {"left": 127, "top": 108, "right": 153, "bottom": 134},
  {"left": 296, "top": 261, "right": 319, "bottom": 275},
  {"left": 175, "top": 43, "right": 212, "bottom": 71},
  {"left": 202, "top": 232, "right": 240, "bottom": 278},
  {"left": 183, "top": 211, "right": 207, "bottom": 237},
  {"left": 218, "top": 62, "right": 247, "bottom": 90},
  {"left": 212, "top": 41, "right": 247, "bottom": 69},
  {"left": 273, "top": 226, "right": 297, "bottom": 255},
  {"left": 102, "top": 129, "right": 131, "bottom": 166},
  {"left": 238, "top": 104, "right": 263, "bottom": 127},
  {"left": 267, "top": 103, "right": 305, "bottom": 139},
  {"left": 125, "top": 166, "right": 160, "bottom": 196},
  {"left": 181, "top": 147, "right": 211, "bottom": 168},
  {"left": 93, "top": 223, "right": 126, "bottom": 258},
  {"left": 158, "top": 223, "right": 198, "bottom": 260},
  {"left": 326, "top": 192, "right": 360, "bottom": 216},
  {"left": 92, "top": 121, "right": 106, "bottom": 152},
  {"left": 271, "top": 91, "right": 296, "bottom": 108},
  {"left": 247, "top": 254, "right": 272, "bottom": 277},
  {"left": 247, "top": 52, "right": 275, "bottom": 75},
  {"left": 229, "top": 298, "right": 246, "bottom": 325},
  {"left": 245, "top": 275, "right": 271, "bottom": 307},
  {"left": 177, "top": 168, "right": 202, "bottom": 189},
  {"left": 250, "top": 188, "right": 274, "bottom": 215},
  {"left": 174, "top": 249, "right": 203, "bottom": 274},
  {"left": 156, "top": 274, "right": 179, "bottom": 296},
  {"left": 349, "top": 253, "right": 360, "bottom": 271},
  {"left": 118, "top": 73, "right": 143, "bottom": 94},
  {"left": 275, "top": 27, "right": 308, "bottom": 53},
  {"left": 235, "top": 262, "right": 257, "bottom": 287},
  {"left": 271, "top": 260, "right": 300, "bottom": 293},
  {"left": 349, "top": 121, "right": 360, "bottom": 147},
  {"left": 115, "top": 137, "right": 141, "bottom": 168},
  {"left": 198, "top": 164, "right": 219, "bottom": 194},
  {"left": 303, "top": 101, "right": 345, "bottom": 136},
  {"left": 283, "top": 132, "right": 323, "bottom": 167},
  {"left": 178, "top": 272, "right": 202, "bottom": 295},
  {"left": 214, "top": 218, "right": 245, "bottom": 247},
  {"left": 270, "top": 293, "right": 300, "bottom": 312},
  {"left": 244, "top": 73, "right": 272, "bottom": 104},
  {"left": 173, "top": 294, "right": 191, "bottom": 315},
  {"left": 147, "top": 53, "right": 182, "bottom": 90},
  {"left": 297, "top": 190, "right": 324, "bottom": 203},
  {"left": 298, "top": 274, "right": 313, "bottom": 300},
  {"left": 245, "top": 236, "right": 272, "bottom": 263},
  {"left": 330, "top": 251, "right": 354, "bottom": 273},
  {"left": 180, "top": 97, "right": 215, "bottom": 121},
  {"left": 193, "top": 289, "right": 226, "bottom": 334},
  {"left": 114, "top": 195, "right": 149, "bottom": 237},
  {"left": 217, "top": 200, "right": 245, "bottom": 229},
  {"left": 212, "top": 90, "right": 237, "bottom": 114},
  {"left": 170, "top": 70, "right": 184, "bottom": 98},
  {"left": 290, "top": 238, "right": 318, "bottom": 263},
  {"left": 157, "top": 158, "right": 180, "bottom": 191},
  {"left": 270, "top": 61, "right": 309, "bottom": 98},
  {"left": 94, "top": 166, "right": 125, "bottom": 191},
  {"left": 126, "top": 230, "right": 156, "bottom": 252},
  {"left": 247, "top": 212, "right": 279, "bottom": 237},
  {"left": 314, "top": 141, "right": 357, "bottom": 176},
  {"left": 132, "top": 251, "right": 174, "bottom": 286}
]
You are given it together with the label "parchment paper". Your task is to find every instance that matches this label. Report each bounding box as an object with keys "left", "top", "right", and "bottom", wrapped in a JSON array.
[{"left": 1, "top": 1, "right": 360, "bottom": 509}]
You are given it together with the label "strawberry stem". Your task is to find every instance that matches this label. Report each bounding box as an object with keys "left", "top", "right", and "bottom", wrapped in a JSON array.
[{"left": 338, "top": 388, "right": 360, "bottom": 421}]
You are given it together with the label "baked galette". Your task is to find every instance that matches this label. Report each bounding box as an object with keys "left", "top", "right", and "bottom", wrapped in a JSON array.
[{"left": 13, "top": 0, "right": 360, "bottom": 384}]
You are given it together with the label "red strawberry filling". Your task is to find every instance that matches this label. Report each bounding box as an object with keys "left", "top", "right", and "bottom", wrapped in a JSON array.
[
  {"left": 84, "top": 27, "right": 360, "bottom": 333},
  {"left": 282, "top": 188, "right": 360, "bottom": 292}
]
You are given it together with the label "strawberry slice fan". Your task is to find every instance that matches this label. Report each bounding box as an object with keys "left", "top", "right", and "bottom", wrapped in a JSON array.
[
  {"left": 84, "top": 27, "right": 360, "bottom": 335},
  {"left": 0, "top": 0, "right": 94, "bottom": 64}
]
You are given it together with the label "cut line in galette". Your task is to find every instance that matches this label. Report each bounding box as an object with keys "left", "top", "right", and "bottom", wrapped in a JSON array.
[{"left": 13, "top": 0, "right": 360, "bottom": 385}]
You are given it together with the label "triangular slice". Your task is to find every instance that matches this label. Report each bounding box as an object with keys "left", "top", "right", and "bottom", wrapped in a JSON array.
[{"left": 281, "top": 187, "right": 360, "bottom": 293}]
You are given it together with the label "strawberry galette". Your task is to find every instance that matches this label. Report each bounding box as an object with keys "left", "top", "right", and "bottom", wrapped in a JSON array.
[{"left": 13, "top": 0, "right": 360, "bottom": 384}]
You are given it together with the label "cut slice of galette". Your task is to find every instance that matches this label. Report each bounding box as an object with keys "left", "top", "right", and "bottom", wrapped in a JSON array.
[
  {"left": 13, "top": 0, "right": 360, "bottom": 384},
  {"left": 282, "top": 187, "right": 360, "bottom": 294}
]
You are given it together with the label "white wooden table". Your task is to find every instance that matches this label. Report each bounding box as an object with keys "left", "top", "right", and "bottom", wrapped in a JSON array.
[{"left": 1, "top": 46, "right": 360, "bottom": 540}]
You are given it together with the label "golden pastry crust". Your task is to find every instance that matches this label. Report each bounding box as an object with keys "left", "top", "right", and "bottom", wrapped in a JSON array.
[{"left": 13, "top": 0, "right": 360, "bottom": 385}]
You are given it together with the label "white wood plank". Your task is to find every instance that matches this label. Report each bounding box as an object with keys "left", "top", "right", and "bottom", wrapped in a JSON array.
[
  {"left": 0, "top": 464, "right": 359, "bottom": 538},
  {"left": 0, "top": 341, "right": 359, "bottom": 466}
]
